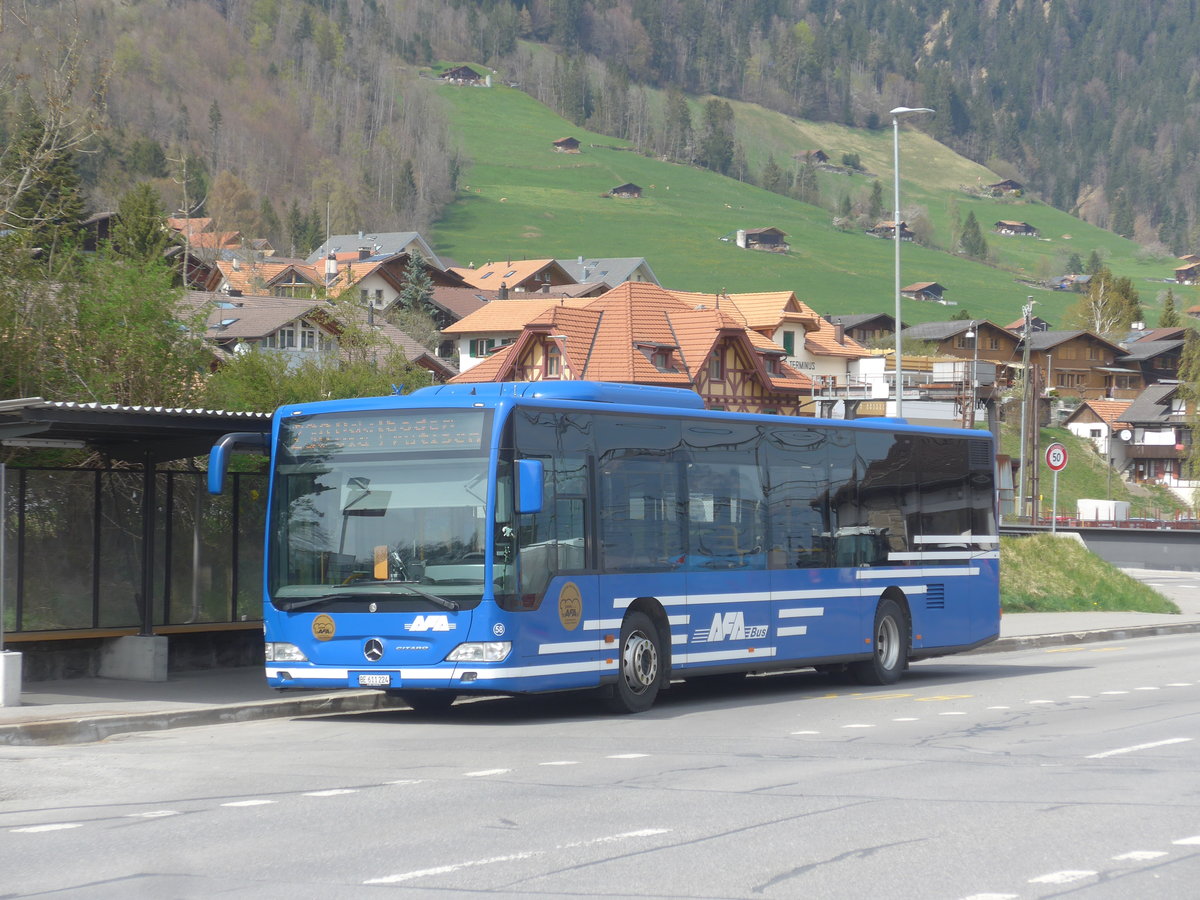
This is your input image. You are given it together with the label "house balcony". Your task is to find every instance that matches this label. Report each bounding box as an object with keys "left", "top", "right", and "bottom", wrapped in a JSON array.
[{"left": 1124, "top": 444, "right": 1187, "bottom": 460}]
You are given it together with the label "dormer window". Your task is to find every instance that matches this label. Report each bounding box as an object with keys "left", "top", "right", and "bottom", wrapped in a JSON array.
[
  {"left": 708, "top": 353, "right": 724, "bottom": 381},
  {"left": 764, "top": 356, "right": 781, "bottom": 375},
  {"left": 546, "top": 345, "right": 562, "bottom": 377}
]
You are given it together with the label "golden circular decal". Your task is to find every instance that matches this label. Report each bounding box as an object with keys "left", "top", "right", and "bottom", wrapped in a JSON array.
[
  {"left": 557, "top": 582, "right": 583, "bottom": 631},
  {"left": 312, "top": 613, "right": 336, "bottom": 642}
]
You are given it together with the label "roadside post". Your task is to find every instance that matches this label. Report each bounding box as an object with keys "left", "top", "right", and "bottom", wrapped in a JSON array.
[{"left": 1046, "top": 442, "right": 1068, "bottom": 533}]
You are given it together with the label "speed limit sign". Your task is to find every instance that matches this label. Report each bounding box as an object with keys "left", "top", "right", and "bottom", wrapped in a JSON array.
[{"left": 1046, "top": 442, "right": 1068, "bottom": 471}]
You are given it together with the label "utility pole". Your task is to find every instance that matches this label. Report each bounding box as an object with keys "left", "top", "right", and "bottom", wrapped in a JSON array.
[{"left": 1016, "top": 298, "right": 1034, "bottom": 519}]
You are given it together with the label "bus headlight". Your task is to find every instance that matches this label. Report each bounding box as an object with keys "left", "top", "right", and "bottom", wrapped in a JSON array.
[
  {"left": 446, "top": 642, "right": 511, "bottom": 663},
  {"left": 265, "top": 642, "right": 308, "bottom": 662}
]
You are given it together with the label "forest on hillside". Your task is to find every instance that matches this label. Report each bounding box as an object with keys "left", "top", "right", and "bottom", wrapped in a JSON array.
[{"left": 4, "top": 0, "right": 1200, "bottom": 256}]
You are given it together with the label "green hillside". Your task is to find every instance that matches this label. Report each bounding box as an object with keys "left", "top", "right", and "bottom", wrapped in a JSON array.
[{"left": 432, "top": 84, "right": 1197, "bottom": 328}]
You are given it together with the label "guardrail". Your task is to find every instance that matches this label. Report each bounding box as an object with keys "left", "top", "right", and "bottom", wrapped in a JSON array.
[{"left": 1000, "top": 522, "right": 1200, "bottom": 571}]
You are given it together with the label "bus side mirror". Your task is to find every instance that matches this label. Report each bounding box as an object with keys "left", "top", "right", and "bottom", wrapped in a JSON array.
[
  {"left": 515, "top": 459, "right": 544, "bottom": 514},
  {"left": 208, "top": 432, "right": 269, "bottom": 494}
]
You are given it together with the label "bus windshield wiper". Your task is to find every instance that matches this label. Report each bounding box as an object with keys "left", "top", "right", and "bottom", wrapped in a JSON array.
[{"left": 273, "top": 583, "right": 460, "bottom": 612}]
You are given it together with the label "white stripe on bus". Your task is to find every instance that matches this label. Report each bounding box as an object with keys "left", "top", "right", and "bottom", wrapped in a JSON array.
[
  {"left": 857, "top": 567, "right": 980, "bottom": 579},
  {"left": 888, "top": 550, "right": 1000, "bottom": 561},
  {"left": 776, "top": 626, "right": 808, "bottom": 637},
  {"left": 914, "top": 534, "right": 999, "bottom": 545},
  {"left": 778, "top": 607, "right": 824, "bottom": 618},
  {"left": 676, "top": 648, "right": 778, "bottom": 664}
]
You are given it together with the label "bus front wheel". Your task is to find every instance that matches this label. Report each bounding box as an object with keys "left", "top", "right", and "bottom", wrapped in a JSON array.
[
  {"left": 604, "top": 611, "right": 662, "bottom": 713},
  {"left": 850, "top": 598, "right": 908, "bottom": 685}
]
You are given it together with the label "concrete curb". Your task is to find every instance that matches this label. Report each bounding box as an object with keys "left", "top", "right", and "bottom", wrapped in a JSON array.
[
  {"left": 0, "top": 690, "right": 406, "bottom": 747},
  {"left": 969, "top": 620, "right": 1200, "bottom": 654},
  {"left": 4, "top": 623, "right": 1198, "bottom": 746}
]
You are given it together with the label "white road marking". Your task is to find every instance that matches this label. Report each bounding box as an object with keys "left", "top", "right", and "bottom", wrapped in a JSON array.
[
  {"left": 1173, "top": 835, "right": 1200, "bottom": 845},
  {"left": 607, "top": 753, "right": 648, "bottom": 759},
  {"left": 1113, "top": 850, "right": 1167, "bottom": 860},
  {"left": 1028, "top": 870, "right": 1096, "bottom": 884},
  {"left": 1166, "top": 682, "right": 1192, "bottom": 687},
  {"left": 961, "top": 894, "right": 1018, "bottom": 900},
  {"left": 11, "top": 823, "right": 83, "bottom": 833},
  {"left": 842, "top": 723, "right": 875, "bottom": 729},
  {"left": 538, "top": 760, "right": 579, "bottom": 766},
  {"left": 893, "top": 717, "right": 919, "bottom": 722},
  {"left": 986, "top": 705, "right": 1010, "bottom": 710},
  {"left": 383, "top": 779, "right": 422, "bottom": 785},
  {"left": 1028, "top": 700, "right": 1056, "bottom": 705},
  {"left": 303, "top": 789, "right": 358, "bottom": 797},
  {"left": 463, "top": 768, "right": 511, "bottom": 777},
  {"left": 364, "top": 828, "right": 671, "bottom": 884},
  {"left": 125, "top": 811, "right": 178, "bottom": 818},
  {"left": 791, "top": 730, "right": 821, "bottom": 735},
  {"left": 1067, "top": 695, "right": 1091, "bottom": 699},
  {"left": 1101, "top": 690, "right": 1129, "bottom": 695},
  {"left": 1086, "top": 737, "right": 1192, "bottom": 759},
  {"left": 1135, "top": 686, "right": 1160, "bottom": 691},
  {"left": 939, "top": 711, "right": 967, "bottom": 716},
  {"left": 221, "top": 799, "right": 276, "bottom": 807}
]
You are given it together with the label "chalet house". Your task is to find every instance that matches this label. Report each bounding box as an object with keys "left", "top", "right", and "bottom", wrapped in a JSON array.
[
  {"left": 440, "top": 65, "right": 483, "bottom": 85},
  {"left": 986, "top": 179, "right": 1024, "bottom": 196},
  {"left": 1116, "top": 337, "right": 1185, "bottom": 386},
  {"left": 1174, "top": 261, "right": 1200, "bottom": 284},
  {"left": 441, "top": 296, "right": 597, "bottom": 372},
  {"left": 1019, "top": 330, "right": 1138, "bottom": 400},
  {"left": 1063, "top": 399, "right": 1132, "bottom": 471},
  {"left": 736, "top": 227, "right": 789, "bottom": 252},
  {"left": 900, "top": 281, "right": 947, "bottom": 303},
  {"left": 609, "top": 183, "right": 642, "bottom": 199},
  {"left": 180, "top": 292, "right": 455, "bottom": 381},
  {"left": 1050, "top": 273, "right": 1091, "bottom": 291},
  {"left": 552, "top": 136, "right": 581, "bottom": 153},
  {"left": 307, "top": 231, "right": 444, "bottom": 270},
  {"left": 556, "top": 256, "right": 660, "bottom": 286},
  {"left": 1117, "top": 384, "right": 1196, "bottom": 496},
  {"left": 795, "top": 149, "right": 829, "bottom": 164},
  {"left": 204, "top": 257, "right": 324, "bottom": 298},
  {"left": 322, "top": 250, "right": 468, "bottom": 311},
  {"left": 994, "top": 220, "right": 1038, "bottom": 236},
  {"left": 671, "top": 290, "right": 872, "bottom": 404},
  {"left": 448, "top": 258, "right": 578, "bottom": 294},
  {"left": 1188, "top": 304, "right": 1200, "bottom": 320},
  {"left": 448, "top": 282, "right": 814, "bottom": 415},
  {"left": 824, "top": 313, "right": 903, "bottom": 348},
  {"left": 866, "top": 220, "right": 914, "bottom": 241},
  {"left": 900, "top": 320, "right": 1020, "bottom": 393},
  {"left": 1005, "top": 314, "right": 1051, "bottom": 334}
]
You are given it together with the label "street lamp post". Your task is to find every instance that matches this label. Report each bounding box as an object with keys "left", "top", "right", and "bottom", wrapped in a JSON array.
[
  {"left": 890, "top": 106, "right": 934, "bottom": 418},
  {"left": 963, "top": 321, "right": 978, "bottom": 428}
]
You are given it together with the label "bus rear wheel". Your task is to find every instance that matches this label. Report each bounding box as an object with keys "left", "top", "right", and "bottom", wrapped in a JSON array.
[
  {"left": 604, "top": 611, "right": 662, "bottom": 714},
  {"left": 850, "top": 598, "right": 908, "bottom": 686}
]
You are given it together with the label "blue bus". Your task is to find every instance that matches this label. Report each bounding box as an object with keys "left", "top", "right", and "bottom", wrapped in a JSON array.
[{"left": 209, "top": 381, "right": 999, "bottom": 713}]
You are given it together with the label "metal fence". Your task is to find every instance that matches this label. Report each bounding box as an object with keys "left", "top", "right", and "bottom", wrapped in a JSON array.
[{"left": 2, "top": 467, "right": 266, "bottom": 636}]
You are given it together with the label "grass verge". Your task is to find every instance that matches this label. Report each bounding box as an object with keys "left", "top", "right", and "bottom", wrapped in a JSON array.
[{"left": 1000, "top": 534, "right": 1178, "bottom": 613}]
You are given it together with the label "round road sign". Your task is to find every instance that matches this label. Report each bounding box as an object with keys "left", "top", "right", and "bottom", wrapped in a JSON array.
[{"left": 1045, "top": 442, "right": 1068, "bottom": 471}]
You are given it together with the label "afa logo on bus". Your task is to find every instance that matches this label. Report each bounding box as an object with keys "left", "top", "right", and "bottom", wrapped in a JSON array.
[
  {"left": 404, "top": 615, "right": 457, "bottom": 632},
  {"left": 693, "top": 611, "right": 768, "bottom": 643}
]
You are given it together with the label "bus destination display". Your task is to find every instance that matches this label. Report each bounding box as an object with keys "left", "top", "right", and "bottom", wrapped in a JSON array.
[{"left": 283, "top": 411, "right": 487, "bottom": 455}]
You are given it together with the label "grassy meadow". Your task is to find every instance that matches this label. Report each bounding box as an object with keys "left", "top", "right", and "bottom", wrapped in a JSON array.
[{"left": 431, "top": 83, "right": 1198, "bottom": 328}]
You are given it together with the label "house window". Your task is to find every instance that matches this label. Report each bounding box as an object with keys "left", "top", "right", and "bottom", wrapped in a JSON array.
[
  {"left": 1090, "top": 428, "right": 1102, "bottom": 438},
  {"left": 765, "top": 357, "right": 780, "bottom": 375},
  {"left": 469, "top": 338, "right": 496, "bottom": 357},
  {"left": 301, "top": 326, "right": 317, "bottom": 350},
  {"left": 988, "top": 337, "right": 1000, "bottom": 350},
  {"left": 709, "top": 353, "right": 724, "bottom": 381},
  {"left": 781, "top": 331, "right": 795, "bottom": 355},
  {"left": 762, "top": 407, "right": 779, "bottom": 415},
  {"left": 360, "top": 289, "right": 369, "bottom": 301},
  {"left": 375, "top": 289, "right": 384, "bottom": 302},
  {"left": 279, "top": 327, "right": 296, "bottom": 349},
  {"left": 1088, "top": 345, "right": 1099, "bottom": 360},
  {"left": 955, "top": 335, "right": 971, "bottom": 349},
  {"left": 546, "top": 346, "right": 561, "bottom": 377},
  {"left": 652, "top": 350, "right": 671, "bottom": 370}
]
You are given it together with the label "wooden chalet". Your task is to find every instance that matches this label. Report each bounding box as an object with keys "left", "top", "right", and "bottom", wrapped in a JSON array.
[
  {"left": 824, "top": 313, "right": 903, "bottom": 348},
  {"left": 448, "top": 282, "right": 813, "bottom": 414},
  {"left": 1021, "top": 330, "right": 1140, "bottom": 400},
  {"left": 994, "top": 220, "right": 1038, "bottom": 236},
  {"left": 737, "top": 227, "right": 789, "bottom": 252},
  {"left": 440, "top": 65, "right": 483, "bottom": 84},
  {"left": 986, "top": 179, "right": 1024, "bottom": 196},
  {"left": 609, "top": 183, "right": 642, "bottom": 199},
  {"left": 795, "top": 149, "right": 829, "bottom": 164},
  {"left": 867, "top": 220, "right": 914, "bottom": 241},
  {"left": 1174, "top": 261, "right": 1200, "bottom": 284},
  {"left": 900, "top": 281, "right": 947, "bottom": 303},
  {"left": 448, "top": 258, "right": 577, "bottom": 294},
  {"left": 552, "top": 136, "right": 581, "bottom": 153}
]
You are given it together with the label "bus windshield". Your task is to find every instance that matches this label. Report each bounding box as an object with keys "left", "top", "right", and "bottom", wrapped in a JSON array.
[{"left": 269, "top": 409, "right": 506, "bottom": 605}]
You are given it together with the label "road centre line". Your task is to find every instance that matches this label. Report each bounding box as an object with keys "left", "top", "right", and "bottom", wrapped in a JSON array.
[
  {"left": 1086, "top": 737, "right": 1192, "bottom": 759},
  {"left": 1028, "top": 870, "right": 1096, "bottom": 884},
  {"left": 10, "top": 823, "right": 83, "bottom": 833},
  {"left": 363, "top": 828, "right": 672, "bottom": 885},
  {"left": 1113, "top": 850, "right": 1167, "bottom": 860}
]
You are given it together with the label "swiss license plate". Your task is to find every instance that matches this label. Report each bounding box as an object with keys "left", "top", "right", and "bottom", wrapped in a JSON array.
[{"left": 358, "top": 673, "right": 392, "bottom": 687}]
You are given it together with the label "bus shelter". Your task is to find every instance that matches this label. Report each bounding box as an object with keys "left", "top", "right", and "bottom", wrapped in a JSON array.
[{"left": 0, "top": 398, "right": 269, "bottom": 680}]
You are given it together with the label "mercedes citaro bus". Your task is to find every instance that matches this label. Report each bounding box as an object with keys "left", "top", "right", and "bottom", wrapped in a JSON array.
[{"left": 209, "top": 381, "right": 999, "bottom": 713}]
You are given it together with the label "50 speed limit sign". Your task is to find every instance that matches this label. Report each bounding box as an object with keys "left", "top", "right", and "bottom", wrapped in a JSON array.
[{"left": 1045, "top": 442, "right": 1068, "bottom": 472}]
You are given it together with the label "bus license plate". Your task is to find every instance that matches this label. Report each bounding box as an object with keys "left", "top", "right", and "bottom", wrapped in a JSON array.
[{"left": 358, "top": 673, "right": 392, "bottom": 687}]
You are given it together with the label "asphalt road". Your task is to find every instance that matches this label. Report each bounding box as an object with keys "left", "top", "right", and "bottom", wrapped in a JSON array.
[{"left": 3, "top": 635, "right": 1198, "bottom": 899}]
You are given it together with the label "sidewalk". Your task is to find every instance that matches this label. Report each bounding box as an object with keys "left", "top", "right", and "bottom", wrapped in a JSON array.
[{"left": 3, "top": 569, "right": 1198, "bottom": 746}]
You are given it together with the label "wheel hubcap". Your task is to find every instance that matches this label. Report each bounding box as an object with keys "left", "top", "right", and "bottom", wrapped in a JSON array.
[
  {"left": 876, "top": 615, "right": 900, "bottom": 669},
  {"left": 621, "top": 630, "right": 658, "bottom": 694}
]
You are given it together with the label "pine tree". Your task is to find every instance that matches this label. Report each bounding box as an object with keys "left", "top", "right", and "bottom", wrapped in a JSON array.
[
  {"left": 868, "top": 181, "right": 884, "bottom": 221},
  {"left": 397, "top": 248, "right": 435, "bottom": 314},
  {"left": 1160, "top": 288, "right": 1182, "bottom": 328},
  {"left": 760, "top": 154, "right": 784, "bottom": 194},
  {"left": 111, "top": 183, "right": 170, "bottom": 263},
  {"left": 958, "top": 210, "right": 989, "bottom": 259}
]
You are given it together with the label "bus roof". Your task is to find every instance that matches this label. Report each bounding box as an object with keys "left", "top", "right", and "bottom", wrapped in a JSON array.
[{"left": 411, "top": 381, "right": 708, "bottom": 410}]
